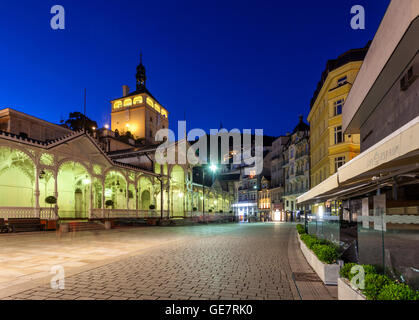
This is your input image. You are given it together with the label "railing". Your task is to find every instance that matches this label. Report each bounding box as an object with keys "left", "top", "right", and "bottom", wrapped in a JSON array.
[
  {"left": 0, "top": 207, "right": 58, "bottom": 220},
  {"left": 0, "top": 207, "right": 37, "bottom": 219},
  {"left": 40, "top": 207, "right": 58, "bottom": 220},
  {"left": 0, "top": 207, "right": 234, "bottom": 221}
]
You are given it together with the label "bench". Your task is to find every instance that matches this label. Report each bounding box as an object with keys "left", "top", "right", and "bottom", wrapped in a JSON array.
[
  {"left": 0, "top": 218, "right": 10, "bottom": 233},
  {"left": 8, "top": 218, "right": 41, "bottom": 232}
]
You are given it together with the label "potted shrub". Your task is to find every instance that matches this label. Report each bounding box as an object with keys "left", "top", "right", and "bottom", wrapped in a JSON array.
[
  {"left": 104, "top": 199, "right": 114, "bottom": 228},
  {"left": 149, "top": 204, "right": 156, "bottom": 217},
  {"left": 192, "top": 207, "right": 198, "bottom": 212},
  {"left": 338, "top": 262, "right": 418, "bottom": 300},
  {"left": 105, "top": 199, "right": 114, "bottom": 209},
  {"left": 45, "top": 196, "right": 57, "bottom": 218}
]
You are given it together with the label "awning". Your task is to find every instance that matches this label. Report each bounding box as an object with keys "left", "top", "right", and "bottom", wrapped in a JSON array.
[
  {"left": 297, "top": 116, "right": 419, "bottom": 205},
  {"left": 296, "top": 174, "right": 338, "bottom": 204},
  {"left": 339, "top": 116, "right": 419, "bottom": 183}
]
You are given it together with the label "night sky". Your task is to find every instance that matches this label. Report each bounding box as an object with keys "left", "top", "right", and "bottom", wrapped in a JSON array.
[{"left": 0, "top": 0, "right": 390, "bottom": 138}]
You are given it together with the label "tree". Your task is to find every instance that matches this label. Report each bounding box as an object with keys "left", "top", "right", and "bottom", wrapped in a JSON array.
[
  {"left": 64, "top": 112, "right": 98, "bottom": 134},
  {"left": 117, "top": 131, "right": 135, "bottom": 144}
]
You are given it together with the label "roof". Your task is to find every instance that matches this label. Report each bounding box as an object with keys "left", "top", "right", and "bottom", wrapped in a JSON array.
[
  {"left": 0, "top": 107, "right": 73, "bottom": 134},
  {"left": 292, "top": 116, "right": 310, "bottom": 134},
  {"left": 111, "top": 86, "right": 162, "bottom": 106},
  {"left": 310, "top": 43, "right": 371, "bottom": 109},
  {"left": 0, "top": 129, "right": 159, "bottom": 176}
]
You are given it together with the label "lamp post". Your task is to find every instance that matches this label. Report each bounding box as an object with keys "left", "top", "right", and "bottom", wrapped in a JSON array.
[{"left": 202, "top": 164, "right": 218, "bottom": 223}]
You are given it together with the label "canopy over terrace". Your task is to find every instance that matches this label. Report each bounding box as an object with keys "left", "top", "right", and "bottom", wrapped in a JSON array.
[{"left": 297, "top": 116, "right": 419, "bottom": 205}]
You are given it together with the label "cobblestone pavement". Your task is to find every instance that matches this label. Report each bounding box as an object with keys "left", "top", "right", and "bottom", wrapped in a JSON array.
[{"left": 3, "top": 223, "right": 301, "bottom": 300}]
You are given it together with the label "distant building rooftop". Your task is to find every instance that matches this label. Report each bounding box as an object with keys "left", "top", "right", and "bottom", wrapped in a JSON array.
[{"left": 310, "top": 42, "right": 371, "bottom": 109}]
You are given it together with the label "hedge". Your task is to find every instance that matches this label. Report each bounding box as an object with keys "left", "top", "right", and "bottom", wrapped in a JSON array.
[
  {"left": 340, "top": 263, "right": 418, "bottom": 300},
  {"left": 297, "top": 226, "right": 339, "bottom": 264}
]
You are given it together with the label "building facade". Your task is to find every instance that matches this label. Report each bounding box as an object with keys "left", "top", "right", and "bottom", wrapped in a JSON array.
[
  {"left": 258, "top": 176, "right": 271, "bottom": 221},
  {"left": 298, "top": 0, "right": 419, "bottom": 290},
  {"left": 308, "top": 46, "right": 368, "bottom": 189},
  {"left": 283, "top": 116, "right": 310, "bottom": 220},
  {"left": 110, "top": 56, "right": 169, "bottom": 145},
  {"left": 270, "top": 135, "right": 289, "bottom": 221},
  {"left": 0, "top": 60, "right": 235, "bottom": 226}
]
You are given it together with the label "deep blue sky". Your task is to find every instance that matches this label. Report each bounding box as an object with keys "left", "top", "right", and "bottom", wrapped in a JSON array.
[{"left": 0, "top": 0, "right": 390, "bottom": 138}]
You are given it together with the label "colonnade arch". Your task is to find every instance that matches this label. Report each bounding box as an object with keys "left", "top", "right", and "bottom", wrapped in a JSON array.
[
  {"left": 57, "top": 161, "right": 91, "bottom": 219},
  {"left": 0, "top": 146, "right": 35, "bottom": 207}
]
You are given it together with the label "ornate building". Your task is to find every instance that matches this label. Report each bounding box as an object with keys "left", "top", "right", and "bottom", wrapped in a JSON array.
[
  {"left": 283, "top": 116, "right": 310, "bottom": 220},
  {"left": 269, "top": 135, "right": 289, "bottom": 221},
  {"left": 0, "top": 58, "right": 234, "bottom": 230},
  {"left": 110, "top": 55, "right": 169, "bottom": 145}
]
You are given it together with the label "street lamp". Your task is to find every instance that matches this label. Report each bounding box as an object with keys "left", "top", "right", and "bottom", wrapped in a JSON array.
[{"left": 202, "top": 164, "right": 218, "bottom": 223}]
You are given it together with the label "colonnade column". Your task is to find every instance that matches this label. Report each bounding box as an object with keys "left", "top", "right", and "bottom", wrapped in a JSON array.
[{"left": 34, "top": 166, "right": 40, "bottom": 218}]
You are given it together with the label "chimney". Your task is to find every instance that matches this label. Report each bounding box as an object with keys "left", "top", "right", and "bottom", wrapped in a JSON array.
[{"left": 122, "top": 85, "right": 130, "bottom": 97}]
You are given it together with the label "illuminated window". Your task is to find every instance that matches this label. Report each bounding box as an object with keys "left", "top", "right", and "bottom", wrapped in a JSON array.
[
  {"left": 133, "top": 96, "right": 143, "bottom": 105},
  {"left": 146, "top": 97, "right": 154, "bottom": 107},
  {"left": 154, "top": 103, "right": 161, "bottom": 113},
  {"left": 123, "top": 99, "right": 132, "bottom": 107},
  {"left": 114, "top": 101, "right": 122, "bottom": 109},
  {"left": 161, "top": 109, "right": 168, "bottom": 118}
]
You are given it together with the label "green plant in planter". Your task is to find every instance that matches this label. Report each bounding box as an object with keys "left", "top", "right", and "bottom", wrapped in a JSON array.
[
  {"left": 208, "top": 209, "right": 213, "bottom": 213},
  {"left": 376, "top": 282, "right": 419, "bottom": 301},
  {"left": 149, "top": 204, "right": 156, "bottom": 210},
  {"left": 312, "top": 244, "right": 339, "bottom": 264},
  {"left": 339, "top": 263, "right": 357, "bottom": 280},
  {"left": 45, "top": 196, "right": 57, "bottom": 205},
  {"left": 192, "top": 207, "right": 198, "bottom": 212},
  {"left": 362, "top": 274, "right": 392, "bottom": 300},
  {"left": 296, "top": 224, "right": 306, "bottom": 235},
  {"left": 105, "top": 200, "right": 114, "bottom": 208},
  {"left": 219, "top": 210, "right": 223, "bottom": 213},
  {"left": 300, "top": 234, "right": 319, "bottom": 249},
  {"left": 45, "top": 196, "right": 57, "bottom": 219},
  {"left": 128, "top": 190, "right": 134, "bottom": 199}
]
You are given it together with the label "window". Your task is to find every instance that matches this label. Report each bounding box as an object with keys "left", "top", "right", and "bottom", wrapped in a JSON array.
[
  {"left": 335, "top": 157, "right": 346, "bottom": 172},
  {"left": 113, "top": 101, "right": 122, "bottom": 110},
  {"left": 337, "top": 76, "right": 347, "bottom": 86},
  {"left": 123, "top": 99, "right": 132, "bottom": 107},
  {"left": 334, "top": 126, "right": 343, "bottom": 144},
  {"left": 146, "top": 97, "right": 154, "bottom": 107},
  {"left": 334, "top": 99, "right": 344, "bottom": 116},
  {"left": 133, "top": 96, "right": 143, "bottom": 105}
]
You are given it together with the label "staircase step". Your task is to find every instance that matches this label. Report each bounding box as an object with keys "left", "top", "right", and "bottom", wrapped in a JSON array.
[{"left": 67, "top": 222, "right": 105, "bottom": 232}]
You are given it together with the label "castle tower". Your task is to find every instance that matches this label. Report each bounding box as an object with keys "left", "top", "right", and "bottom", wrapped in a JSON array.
[{"left": 110, "top": 55, "right": 169, "bottom": 145}]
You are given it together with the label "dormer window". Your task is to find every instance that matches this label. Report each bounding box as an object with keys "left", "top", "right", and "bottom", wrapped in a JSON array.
[{"left": 337, "top": 76, "right": 347, "bottom": 86}]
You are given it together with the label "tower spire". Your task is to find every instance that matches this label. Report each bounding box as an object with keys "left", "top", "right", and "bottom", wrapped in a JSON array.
[{"left": 136, "top": 52, "right": 146, "bottom": 90}]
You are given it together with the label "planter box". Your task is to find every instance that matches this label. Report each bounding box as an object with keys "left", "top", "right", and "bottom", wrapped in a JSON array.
[
  {"left": 338, "top": 277, "right": 366, "bottom": 300},
  {"left": 104, "top": 220, "right": 112, "bottom": 230},
  {"left": 297, "top": 233, "right": 340, "bottom": 285}
]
